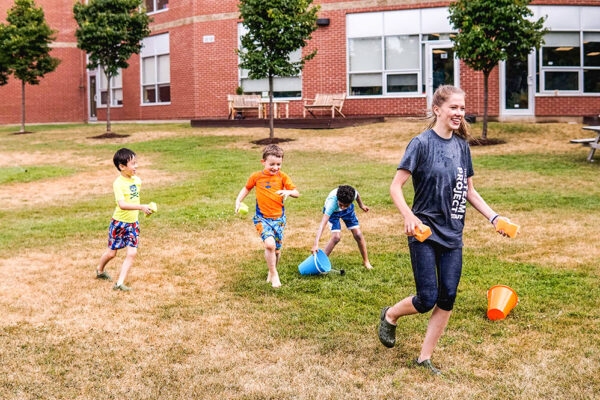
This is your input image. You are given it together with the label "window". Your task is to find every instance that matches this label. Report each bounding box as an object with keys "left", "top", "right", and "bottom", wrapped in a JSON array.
[
  {"left": 98, "top": 69, "right": 122, "bottom": 107},
  {"left": 347, "top": 11, "right": 434, "bottom": 97},
  {"left": 539, "top": 32, "right": 600, "bottom": 93},
  {"left": 348, "top": 38, "right": 382, "bottom": 95},
  {"left": 348, "top": 35, "right": 421, "bottom": 96},
  {"left": 237, "top": 25, "right": 302, "bottom": 98},
  {"left": 141, "top": 33, "right": 170, "bottom": 104},
  {"left": 145, "top": 0, "right": 168, "bottom": 13},
  {"left": 584, "top": 33, "right": 600, "bottom": 93}
]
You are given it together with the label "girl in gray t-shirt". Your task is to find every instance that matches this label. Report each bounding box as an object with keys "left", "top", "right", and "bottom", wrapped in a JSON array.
[{"left": 377, "top": 85, "right": 513, "bottom": 375}]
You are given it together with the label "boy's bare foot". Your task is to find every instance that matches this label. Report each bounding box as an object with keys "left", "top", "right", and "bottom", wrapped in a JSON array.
[
  {"left": 266, "top": 271, "right": 272, "bottom": 283},
  {"left": 364, "top": 262, "right": 373, "bottom": 270},
  {"left": 271, "top": 274, "right": 281, "bottom": 288}
]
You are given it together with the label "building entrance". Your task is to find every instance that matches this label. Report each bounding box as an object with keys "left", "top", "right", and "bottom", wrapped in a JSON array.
[
  {"left": 426, "top": 42, "right": 460, "bottom": 107},
  {"left": 500, "top": 53, "right": 535, "bottom": 116}
]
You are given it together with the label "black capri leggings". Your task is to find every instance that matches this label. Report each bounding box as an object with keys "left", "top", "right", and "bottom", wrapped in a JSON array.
[{"left": 408, "top": 240, "right": 463, "bottom": 313}]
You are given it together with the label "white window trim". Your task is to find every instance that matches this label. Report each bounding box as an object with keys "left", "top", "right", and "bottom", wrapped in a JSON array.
[
  {"left": 140, "top": 35, "right": 171, "bottom": 106},
  {"left": 146, "top": 8, "right": 168, "bottom": 16},
  {"left": 347, "top": 10, "right": 449, "bottom": 99},
  {"left": 538, "top": 30, "right": 600, "bottom": 95},
  {"left": 144, "top": 0, "right": 168, "bottom": 15},
  {"left": 140, "top": 55, "right": 171, "bottom": 106}
]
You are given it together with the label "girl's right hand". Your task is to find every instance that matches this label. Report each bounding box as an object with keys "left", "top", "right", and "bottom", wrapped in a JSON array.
[
  {"left": 404, "top": 213, "right": 423, "bottom": 236},
  {"left": 234, "top": 202, "right": 240, "bottom": 214}
]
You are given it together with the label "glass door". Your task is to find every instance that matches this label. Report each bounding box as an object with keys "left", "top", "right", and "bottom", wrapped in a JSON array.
[
  {"left": 88, "top": 75, "right": 97, "bottom": 120},
  {"left": 426, "top": 43, "right": 459, "bottom": 107},
  {"left": 500, "top": 53, "right": 534, "bottom": 115}
]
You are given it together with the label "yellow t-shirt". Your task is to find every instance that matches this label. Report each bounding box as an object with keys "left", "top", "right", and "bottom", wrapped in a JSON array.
[{"left": 112, "top": 175, "right": 142, "bottom": 223}]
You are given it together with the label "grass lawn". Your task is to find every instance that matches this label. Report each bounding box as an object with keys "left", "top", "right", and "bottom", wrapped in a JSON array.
[{"left": 0, "top": 120, "right": 598, "bottom": 399}]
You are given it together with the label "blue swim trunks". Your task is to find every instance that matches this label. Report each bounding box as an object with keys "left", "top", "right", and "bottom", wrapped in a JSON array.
[
  {"left": 107, "top": 219, "right": 139, "bottom": 249},
  {"left": 326, "top": 204, "right": 359, "bottom": 232},
  {"left": 253, "top": 215, "right": 286, "bottom": 250}
]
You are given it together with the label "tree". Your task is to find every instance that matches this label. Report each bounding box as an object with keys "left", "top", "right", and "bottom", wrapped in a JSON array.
[
  {"left": 3, "top": 0, "right": 60, "bottom": 133},
  {"left": 74, "top": 0, "right": 151, "bottom": 133},
  {"left": 238, "top": 0, "right": 319, "bottom": 141},
  {"left": 0, "top": 24, "right": 11, "bottom": 86},
  {"left": 448, "top": 0, "right": 546, "bottom": 139}
]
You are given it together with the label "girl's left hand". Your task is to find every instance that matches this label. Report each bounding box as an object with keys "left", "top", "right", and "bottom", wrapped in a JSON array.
[{"left": 494, "top": 216, "right": 509, "bottom": 237}]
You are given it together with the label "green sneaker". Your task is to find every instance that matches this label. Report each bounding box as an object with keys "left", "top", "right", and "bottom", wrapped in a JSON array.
[
  {"left": 95, "top": 270, "right": 112, "bottom": 281},
  {"left": 378, "top": 306, "right": 396, "bottom": 348},
  {"left": 414, "top": 358, "right": 442, "bottom": 376},
  {"left": 112, "top": 283, "right": 131, "bottom": 292}
]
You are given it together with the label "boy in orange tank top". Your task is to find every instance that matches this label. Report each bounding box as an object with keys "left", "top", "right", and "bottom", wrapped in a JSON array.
[{"left": 235, "top": 145, "right": 300, "bottom": 288}]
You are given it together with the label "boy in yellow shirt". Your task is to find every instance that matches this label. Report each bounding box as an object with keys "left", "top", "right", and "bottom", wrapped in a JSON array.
[{"left": 95, "top": 148, "right": 153, "bottom": 291}]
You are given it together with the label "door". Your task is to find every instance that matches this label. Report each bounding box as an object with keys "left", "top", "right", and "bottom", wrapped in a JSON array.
[
  {"left": 500, "top": 53, "right": 534, "bottom": 115},
  {"left": 88, "top": 75, "right": 97, "bottom": 120},
  {"left": 426, "top": 43, "right": 460, "bottom": 107}
]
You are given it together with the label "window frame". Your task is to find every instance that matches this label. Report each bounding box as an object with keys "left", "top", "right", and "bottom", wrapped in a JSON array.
[
  {"left": 538, "top": 30, "right": 600, "bottom": 95},
  {"left": 144, "top": 0, "right": 168, "bottom": 15},
  {"left": 96, "top": 68, "right": 123, "bottom": 108},
  {"left": 237, "top": 24, "right": 303, "bottom": 100},
  {"left": 347, "top": 33, "right": 426, "bottom": 98},
  {"left": 140, "top": 34, "right": 171, "bottom": 106}
]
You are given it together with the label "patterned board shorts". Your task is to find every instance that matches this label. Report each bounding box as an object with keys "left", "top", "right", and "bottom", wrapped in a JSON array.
[
  {"left": 107, "top": 219, "right": 139, "bottom": 250},
  {"left": 253, "top": 215, "right": 286, "bottom": 250},
  {"left": 326, "top": 203, "right": 360, "bottom": 232}
]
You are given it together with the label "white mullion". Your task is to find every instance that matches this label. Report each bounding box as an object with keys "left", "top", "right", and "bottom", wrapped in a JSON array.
[
  {"left": 418, "top": 33, "right": 423, "bottom": 94},
  {"left": 154, "top": 54, "right": 159, "bottom": 102}
]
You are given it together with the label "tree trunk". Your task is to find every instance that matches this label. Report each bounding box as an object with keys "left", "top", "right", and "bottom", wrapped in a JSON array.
[
  {"left": 268, "top": 74, "right": 274, "bottom": 140},
  {"left": 20, "top": 81, "right": 26, "bottom": 133},
  {"left": 106, "top": 70, "right": 112, "bottom": 133},
  {"left": 482, "top": 70, "right": 489, "bottom": 140}
]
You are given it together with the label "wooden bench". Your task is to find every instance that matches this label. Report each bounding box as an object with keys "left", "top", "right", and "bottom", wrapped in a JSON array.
[
  {"left": 570, "top": 126, "right": 600, "bottom": 162},
  {"left": 303, "top": 93, "right": 346, "bottom": 118},
  {"left": 228, "top": 94, "right": 262, "bottom": 119}
]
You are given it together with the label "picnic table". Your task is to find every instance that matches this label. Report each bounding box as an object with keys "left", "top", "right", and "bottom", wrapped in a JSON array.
[{"left": 570, "top": 126, "right": 600, "bottom": 162}]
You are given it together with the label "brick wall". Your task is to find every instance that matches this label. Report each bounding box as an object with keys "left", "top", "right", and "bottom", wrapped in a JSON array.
[
  {"left": 0, "top": 0, "right": 599, "bottom": 124},
  {"left": 0, "top": 0, "right": 87, "bottom": 125}
]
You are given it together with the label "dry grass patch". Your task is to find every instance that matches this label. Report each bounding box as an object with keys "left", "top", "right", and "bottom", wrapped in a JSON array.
[
  {"left": 0, "top": 151, "right": 105, "bottom": 168},
  {"left": 0, "top": 167, "right": 176, "bottom": 209},
  {"left": 464, "top": 209, "right": 600, "bottom": 272},
  {"left": 225, "top": 120, "right": 590, "bottom": 165}
]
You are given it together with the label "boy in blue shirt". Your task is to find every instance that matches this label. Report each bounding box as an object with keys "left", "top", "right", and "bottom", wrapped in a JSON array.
[{"left": 311, "top": 185, "right": 373, "bottom": 269}]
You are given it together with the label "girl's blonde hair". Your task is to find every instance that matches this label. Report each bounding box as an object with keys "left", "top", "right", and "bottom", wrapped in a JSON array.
[{"left": 426, "top": 85, "right": 472, "bottom": 141}]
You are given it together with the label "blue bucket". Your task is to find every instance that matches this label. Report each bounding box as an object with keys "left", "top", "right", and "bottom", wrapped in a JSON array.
[{"left": 298, "top": 249, "right": 331, "bottom": 275}]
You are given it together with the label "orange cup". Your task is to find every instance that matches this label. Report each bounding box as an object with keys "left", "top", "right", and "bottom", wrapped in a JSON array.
[
  {"left": 412, "top": 224, "right": 431, "bottom": 242},
  {"left": 487, "top": 285, "right": 518, "bottom": 320},
  {"left": 496, "top": 219, "right": 520, "bottom": 238}
]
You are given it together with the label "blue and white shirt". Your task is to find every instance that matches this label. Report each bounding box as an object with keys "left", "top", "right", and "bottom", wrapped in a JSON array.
[{"left": 323, "top": 188, "right": 358, "bottom": 216}]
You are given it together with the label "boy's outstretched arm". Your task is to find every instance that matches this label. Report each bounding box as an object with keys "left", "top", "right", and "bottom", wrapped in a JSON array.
[
  {"left": 235, "top": 187, "right": 250, "bottom": 213},
  {"left": 118, "top": 200, "right": 152, "bottom": 215},
  {"left": 276, "top": 189, "right": 299, "bottom": 201},
  {"left": 311, "top": 213, "right": 330, "bottom": 254},
  {"left": 355, "top": 192, "right": 370, "bottom": 212}
]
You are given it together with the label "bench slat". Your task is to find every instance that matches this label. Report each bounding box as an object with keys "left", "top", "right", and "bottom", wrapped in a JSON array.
[{"left": 570, "top": 138, "right": 596, "bottom": 144}]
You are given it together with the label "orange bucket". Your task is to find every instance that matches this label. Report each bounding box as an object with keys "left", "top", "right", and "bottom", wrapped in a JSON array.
[{"left": 487, "top": 285, "right": 518, "bottom": 320}]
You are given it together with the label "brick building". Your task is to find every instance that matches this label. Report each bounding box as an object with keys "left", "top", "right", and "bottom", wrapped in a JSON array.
[{"left": 0, "top": 0, "right": 598, "bottom": 125}]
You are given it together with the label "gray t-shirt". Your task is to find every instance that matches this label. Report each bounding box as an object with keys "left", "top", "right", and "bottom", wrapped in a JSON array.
[{"left": 398, "top": 129, "right": 474, "bottom": 248}]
